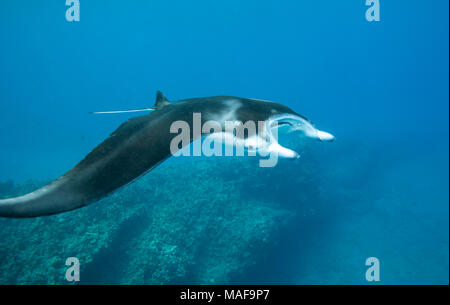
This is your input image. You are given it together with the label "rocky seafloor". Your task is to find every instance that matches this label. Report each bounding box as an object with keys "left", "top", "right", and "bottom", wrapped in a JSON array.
[
  {"left": 0, "top": 140, "right": 327, "bottom": 284},
  {"left": 0, "top": 140, "right": 448, "bottom": 284}
]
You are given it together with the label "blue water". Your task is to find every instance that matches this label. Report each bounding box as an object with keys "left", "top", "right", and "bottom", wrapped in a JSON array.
[{"left": 0, "top": 1, "right": 448, "bottom": 284}]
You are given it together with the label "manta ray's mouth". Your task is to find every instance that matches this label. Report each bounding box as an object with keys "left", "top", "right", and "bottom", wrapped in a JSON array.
[{"left": 265, "top": 114, "right": 335, "bottom": 159}]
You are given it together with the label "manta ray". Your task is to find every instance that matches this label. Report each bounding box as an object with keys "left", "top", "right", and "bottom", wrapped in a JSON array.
[{"left": 0, "top": 92, "right": 334, "bottom": 218}]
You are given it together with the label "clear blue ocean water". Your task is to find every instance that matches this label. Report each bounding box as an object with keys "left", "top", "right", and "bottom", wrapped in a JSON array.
[{"left": 0, "top": 1, "right": 448, "bottom": 284}]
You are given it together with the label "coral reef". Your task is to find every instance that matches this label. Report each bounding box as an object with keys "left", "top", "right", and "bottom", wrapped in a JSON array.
[
  {"left": 0, "top": 140, "right": 448, "bottom": 284},
  {"left": 0, "top": 142, "right": 315, "bottom": 284}
]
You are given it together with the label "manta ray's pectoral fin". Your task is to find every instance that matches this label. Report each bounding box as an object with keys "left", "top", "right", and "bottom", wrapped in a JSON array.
[{"left": 154, "top": 91, "right": 171, "bottom": 109}]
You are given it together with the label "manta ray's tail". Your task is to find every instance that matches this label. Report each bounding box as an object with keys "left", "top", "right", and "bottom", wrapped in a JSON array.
[
  {"left": 90, "top": 108, "right": 154, "bottom": 114},
  {"left": 90, "top": 91, "right": 170, "bottom": 114}
]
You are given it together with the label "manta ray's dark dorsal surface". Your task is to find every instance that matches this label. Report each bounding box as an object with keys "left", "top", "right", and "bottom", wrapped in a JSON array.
[{"left": 0, "top": 91, "right": 333, "bottom": 218}]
